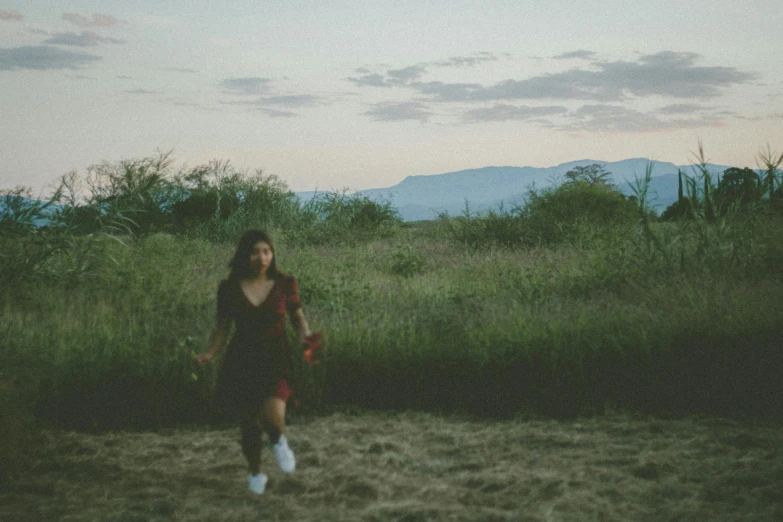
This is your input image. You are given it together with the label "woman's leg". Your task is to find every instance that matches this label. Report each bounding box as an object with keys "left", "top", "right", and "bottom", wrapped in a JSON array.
[
  {"left": 262, "top": 396, "right": 295, "bottom": 472},
  {"left": 240, "top": 414, "right": 263, "bottom": 474},
  {"left": 261, "top": 379, "right": 291, "bottom": 442},
  {"left": 261, "top": 397, "right": 286, "bottom": 443}
]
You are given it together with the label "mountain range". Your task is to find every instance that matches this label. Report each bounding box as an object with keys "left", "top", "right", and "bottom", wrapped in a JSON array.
[
  {"left": 297, "top": 158, "right": 735, "bottom": 221},
  {"left": 5, "top": 158, "right": 742, "bottom": 225}
]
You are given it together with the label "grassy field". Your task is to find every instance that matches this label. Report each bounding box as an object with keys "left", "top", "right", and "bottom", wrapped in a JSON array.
[
  {"left": 2, "top": 155, "right": 783, "bottom": 488},
  {"left": 3, "top": 217, "right": 782, "bottom": 432}
]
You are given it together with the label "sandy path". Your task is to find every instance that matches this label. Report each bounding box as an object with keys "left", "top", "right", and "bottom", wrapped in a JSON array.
[{"left": 2, "top": 410, "right": 781, "bottom": 521}]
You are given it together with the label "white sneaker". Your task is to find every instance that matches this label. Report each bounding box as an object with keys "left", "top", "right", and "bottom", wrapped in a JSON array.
[
  {"left": 248, "top": 473, "right": 268, "bottom": 494},
  {"left": 270, "top": 435, "right": 296, "bottom": 473}
]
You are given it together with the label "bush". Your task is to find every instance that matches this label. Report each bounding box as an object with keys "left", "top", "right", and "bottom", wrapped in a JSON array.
[
  {"left": 389, "top": 244, "right": 425, "bottom": 277},
  {"left": 290, "top": 192, "right": 402, "bottom": 245},
  {"left": 6, "top": 153, "right": 407, "bottom": 248},
  {"left": 440, "top": 204, "right": 526, "bottom": 248},
  {"left": 66, "top": 153, "right": 177, "bottom": 234},
  {"left": 0, "top": 187, "right": 61, "bottom": 236},
  {"left": 175, "top": 161, "right": 302, "bottom": 242},
  {"left": 444, "top": 179, "right": 638, "bottom": 248},
  {"left": 522, "top": 180, "right": 638, "bottom": 244}
]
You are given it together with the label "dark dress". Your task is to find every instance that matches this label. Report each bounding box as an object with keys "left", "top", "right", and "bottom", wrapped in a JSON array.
[{"left": 214, "top": 273, "right": 302, "bottom": 417}]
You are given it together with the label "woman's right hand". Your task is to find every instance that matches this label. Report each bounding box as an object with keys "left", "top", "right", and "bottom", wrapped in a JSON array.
[{"left": 195, "top": 352, "right": 214, "bottom": 367}]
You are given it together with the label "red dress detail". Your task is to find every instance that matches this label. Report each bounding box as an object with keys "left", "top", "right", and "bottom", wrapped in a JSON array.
[{"left": 214, "top": 273, "right": 301, "bottom": 416}]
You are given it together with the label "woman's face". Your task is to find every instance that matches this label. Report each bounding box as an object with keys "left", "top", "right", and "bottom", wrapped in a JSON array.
[{"left": 249, "top": 241, "right": 274, "bottom": 275}]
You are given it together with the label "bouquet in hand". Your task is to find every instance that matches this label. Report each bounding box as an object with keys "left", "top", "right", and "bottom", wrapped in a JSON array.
[{"left": 303, "top": 332, "right": 323, "bottom": 365}]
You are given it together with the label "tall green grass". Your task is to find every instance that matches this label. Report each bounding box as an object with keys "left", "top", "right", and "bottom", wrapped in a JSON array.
[{"left": 2, "top": 215, "right": 782, "bottom": 434}]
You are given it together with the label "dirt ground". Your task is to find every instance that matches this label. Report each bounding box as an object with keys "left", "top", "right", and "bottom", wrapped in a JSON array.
[{"left": 2, "top": 409, "right": 782, "bottom": 522}]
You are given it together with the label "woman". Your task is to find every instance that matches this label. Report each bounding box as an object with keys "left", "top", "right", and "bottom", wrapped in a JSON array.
[{"left": 196, "top": 229, "right": 321, "bottom": 495}]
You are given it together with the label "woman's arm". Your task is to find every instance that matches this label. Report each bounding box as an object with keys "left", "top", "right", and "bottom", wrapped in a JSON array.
[
  {"left": 196, "top": 317, "right": 231, "bottom": 367},
  {"left": 291, "top": 308, "right": 312, "bottom": 345},
  {"left": 292, "top": 308, "right": 322, "bottom": 364}
]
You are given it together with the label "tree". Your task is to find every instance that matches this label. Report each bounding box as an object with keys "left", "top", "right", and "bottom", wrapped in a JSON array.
[
  {"left": 716, "top": 167, "right": 763, "bottom": 206},
  {"left": 756, "top": 144, "right": 783, "bottom": 200},
  {"left": 564, "top": 164, "right": 613, "bottom": 187}
]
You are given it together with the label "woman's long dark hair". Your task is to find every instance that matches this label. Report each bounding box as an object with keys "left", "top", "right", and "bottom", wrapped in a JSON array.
[{"left": 228, "top": 229, "right": 279, "bottom": 281}]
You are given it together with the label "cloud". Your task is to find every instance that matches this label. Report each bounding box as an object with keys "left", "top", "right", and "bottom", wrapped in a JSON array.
[
  {"left": 125, "top": 89, "right": 160, "bottom": 95},
  {"left": 348, "top": 54, "right": 497, "bottom": 88},
  {"left": 0, "top": 45, "right": 101, "bottom": 70},
  {"left": 45, "top": 31, "right": 125, "bottom": 47},
  {"left": 167, "top": 99, "right": 200, "bottom": 107},
  {"left": 218, "top": 75, "right": 331, "bottom": 112},
  {"left": 62, "top": 13, "right": 123, "bottom": 28},
  {"left": 430, "top": 53, "right": 498, "bottom": 68},
  {"left": 221, "top": 77, "right": 273, "bottom": 95},
  {"left": 592, "top": 51, "right": 754, "bottom": 98},
  {"left": 657, "top": 103, "right": 709, "bottom": 114},
  {"left": 360, "top": 51, "right": 754, "bottom": 103},
  {"left": 162, "top": 99, "right": 222, "bottom": 112},
  {"left": 27, "top": 28, "right": 50, "bottom": 35},
  {"left": 164, "top": 67, "right": 197, "bottom": 73},
  {"left": 221, "top": 94, "right": 326, "bottom": 109},
  {"left": 257, "top": 108, "right": 298, "bottom": 118},
  {"left": 463, "top": 104, "right": 568, "bottom": 122},
  {"left": 261, "top": 95, "right": 323, "bottom": 107},
  {"left": 0, "top": 10, "right": 22, "bottom": 21},
  {"left": 386, "top": 65, "right": 427, "bottom": 84},
  {"left": 733, "top": 114, "right": 762, "bottom": 121},
  {"left": 408, "top": 80, "right": 484, "bottom": 100},
  {"left": 563, "top": 104, "right": 723, "bottom": 132},
  {"left": 347, "top": 73, "right": 393, "bottom": 88},
  {"left": 363, "top": 102, "right": 433, "bottom": 122},
  {"left": 553, "top": 50, "right": 597, "bottom": 60},
  {"left": 116, "top": 75, "right": 132, "bottom": 79}
]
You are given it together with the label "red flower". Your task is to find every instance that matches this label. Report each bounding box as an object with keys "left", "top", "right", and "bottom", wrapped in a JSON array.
[{"left": 303, "top": 332, "right": 323, "bottom": 364}]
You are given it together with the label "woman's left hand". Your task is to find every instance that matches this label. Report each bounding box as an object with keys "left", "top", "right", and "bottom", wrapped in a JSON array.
[
  {"left": 195, "top": 352, "right": 214, "bottom": 367},
  {"left": 302, "top": 332, "right": 323, "bottom": 364}
]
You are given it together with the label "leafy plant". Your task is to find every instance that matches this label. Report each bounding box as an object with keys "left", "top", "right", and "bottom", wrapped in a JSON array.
[
  {"left": 389, "top": 243, "right": 425, "bottom": 277},
  {"left": 292, "top": 191, "right": 402, "bottom": 245},
  {"left": 756, "top": 143, "right": 783, "bottom": 200},
  {"left": 0, "top": 186, "right": 62, "bottom": 236},
  {"left": 521, "top": 177, "right": 637, "bottom": 245}
]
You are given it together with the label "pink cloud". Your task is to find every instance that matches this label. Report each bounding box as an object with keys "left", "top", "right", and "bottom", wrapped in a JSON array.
[
  {"left": 62, "top": 12, "right": 123, "bottom": 28},
  {"left": 0, "top": 10, "right": 23, "bottom": 21}
]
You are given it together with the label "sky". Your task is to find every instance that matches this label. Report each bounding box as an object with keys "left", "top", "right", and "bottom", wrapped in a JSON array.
[{"left": 1, "top": 1, "right": 782, "bottom": 195}]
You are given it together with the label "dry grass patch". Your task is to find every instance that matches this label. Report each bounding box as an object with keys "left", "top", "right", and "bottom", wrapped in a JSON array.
[{"left": 2, "top": 410, "right": 781, "bottom": 521}]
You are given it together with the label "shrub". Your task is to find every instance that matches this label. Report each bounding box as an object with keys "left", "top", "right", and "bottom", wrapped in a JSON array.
[
  {"left": 522, "top": 180, "right": 638, "bottom": 243},
  {"left": 174, "top": 161, "right": 302, "bottom": 242},
  {"left": 441, "top": 203, "right": 526, "bottom": 248},
  {"left": 0, "top": 186, "right": 63, "bottom": 236},
  {"left": 67, "top": 153, "right": 177, "bottom": 234},
  {"left": 443, "top": 172, "right": 638, "bottom": 248},
  {"left": 291, "top": 192, "right": 402, "bottom": 245},
  {"left": 389, "top": 244, "right": 425, "bottom": 277},
  {"left": 660, "top": 198, "right": 693, "bottom": 221}
]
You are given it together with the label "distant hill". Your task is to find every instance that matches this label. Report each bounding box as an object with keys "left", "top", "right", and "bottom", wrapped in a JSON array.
[
  {"left": 7, "top": 159, "right": 742, "bottom": 226},
  {"left": 297, "top": 159, "right": 734, "bottom": 221},
  {"left": 0, "top": 195, "right": 61, "bottom": 228}
]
